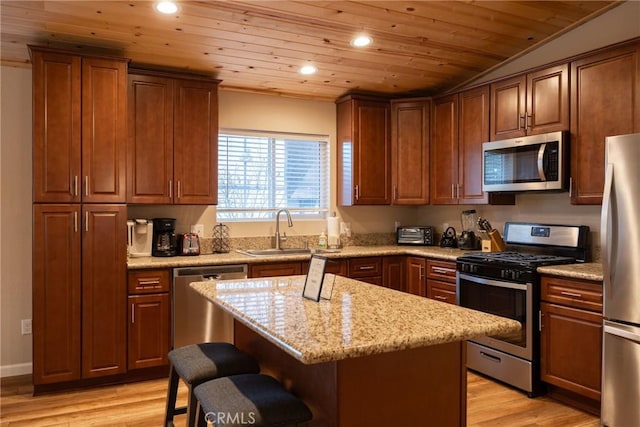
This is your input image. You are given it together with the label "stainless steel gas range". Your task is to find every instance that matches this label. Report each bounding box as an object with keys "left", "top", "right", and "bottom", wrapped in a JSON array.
[{"left": 456, "top": 222, "right": 590, "bottom": 397}]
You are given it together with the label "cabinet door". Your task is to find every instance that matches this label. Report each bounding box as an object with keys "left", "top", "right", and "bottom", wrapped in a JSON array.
[
  {"left": 570, "top": 43, "right": 640, "bottom": 205},
  {"left": 81, "top": 57, "right": 127, "bottom": 203},
  {"left": 173, "top": 79, "right": 219, "bottom": 204},
  {"left": 430, "top": 94, "right": 459, "bottom": 205},
  {"left": 526, "top": 64, "right": 569, "bottom": 135},
  {"left": 127, "top": 74, "right": 174, "bottom": 204},
  {"left": 82, "top": 205, "right": 127, "bottom": 378},
  {"left": 249, "top": 262, "right": 302, "bottom": 278},
  {"left": 33, "top": 205, "right": 81, "bottom": 385},
  {"left": 354, "top": 99, "right": 391, "bottom": 205},
  {"left": 540, "top": 302, "right": 602, "bottom": 401},
  {"left": 405, "top": 257, "right": 426, "bottom": 297},
  {"left": 490, "top": 74, "right": 526, "bottom": 140},
  {"left": 458, "top": 86, "right": 489, "bottom": 204},
  {"left": 128, "top": 293, "right": 170, "bottom": 370},
  {"left": 391, "top": 99, "right": 430, "bottom": 205},
  {"left": 32, "top": 49, "right": 81, "bottom": 203},
  {"left": 383, "top": 256, "right": 406, "bottom": 291}
]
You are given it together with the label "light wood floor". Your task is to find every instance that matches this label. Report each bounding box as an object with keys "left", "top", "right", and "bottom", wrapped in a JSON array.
[{"left": 1, "top": 371, "right": 599, "bottom": 426}]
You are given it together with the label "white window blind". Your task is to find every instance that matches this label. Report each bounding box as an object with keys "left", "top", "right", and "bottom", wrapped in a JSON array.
[{"left": 217, "top": 130, "right": 329, "bottom": 221}]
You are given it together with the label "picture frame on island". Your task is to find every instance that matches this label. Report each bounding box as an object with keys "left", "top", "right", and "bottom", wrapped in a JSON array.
[{"left": 303, "top": 255, "right": 329, "bottom": 301}]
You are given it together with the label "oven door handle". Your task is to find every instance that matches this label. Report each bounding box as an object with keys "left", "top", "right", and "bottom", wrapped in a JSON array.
[{"left": 458, "top": 273, "right": 530, "bottom": 291}]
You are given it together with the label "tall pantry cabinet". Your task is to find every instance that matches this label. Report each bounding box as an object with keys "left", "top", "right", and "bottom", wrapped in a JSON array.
[{"left": 31, "top": 46, "right": 128, "bottom": 388}]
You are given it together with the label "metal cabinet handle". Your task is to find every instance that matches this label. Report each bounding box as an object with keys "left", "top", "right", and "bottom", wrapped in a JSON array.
[
  {"left": 451, "top": 184, "right": 455, "bottom": 199},
  {"left": 354, "top": 185, "right": 360, "bottom": 201},
  {"left": 358, "top": 265, "right": 376, "bottom": 271},
  {"left": 85, "top": 211, "right": 89, "bottom": 232},
  {"left": 560, "top": 291, "right": 583, "bottom": 298},
  {"left": 432, "top": 266, "right": 456, "bottom": 275},
  {"left": 73, "top": 176, "right": 78, "bottom": 197},
  {"left": 419, "top": 265, "right": 424, "bottom": 281},
  {"left": 139, "top": 279, "right": 161, "bottom": 286},
  {"left": 85, "top": 176, "right": 89, "bottom": 197},
  {"left": 169, "top": 180, "right": 173, "bottom": 198},
  {"left": 74, "top": 211, "right": 78, "bottom": 233},
  {"left": 519, "top": 114, "right": 526, "bottom": 130},
  {"left": 526, "top": 113, "right": 533, "bottom": 130},
  {"left": 177, "top": 180, "right": 181, "bottom": 198},
  {"left": 393, "top": 185, "right": 397, "bottom": 201},
  {"left": 131, "top": 304, "right": 135, "bottom": 324},
  {"left": 434, "top": 295, "right": 448, "bottom": 301}
]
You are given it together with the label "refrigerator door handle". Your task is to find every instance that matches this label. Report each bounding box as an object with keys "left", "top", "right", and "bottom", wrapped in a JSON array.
[
  {"left": 604, "top": 322, "right": 640, "bottom": 344},
  {"left": 601, "top": 163, "right": 614, "bottom": 288}
]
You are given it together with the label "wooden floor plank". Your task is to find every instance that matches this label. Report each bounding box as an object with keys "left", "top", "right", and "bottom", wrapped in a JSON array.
[{"left": 0, "top": 371, "right": 599, "bottom": 426}]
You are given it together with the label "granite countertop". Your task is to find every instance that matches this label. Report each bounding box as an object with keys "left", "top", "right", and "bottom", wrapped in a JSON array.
[
  {"left": 127, "top": 245, "right": 469, "bottom": 269},
  {"left": 190, "top": 275, "right": 521, "bottom": 364},
  {"left": 537, "top": 263, "right": 603, "bottom": 282}
]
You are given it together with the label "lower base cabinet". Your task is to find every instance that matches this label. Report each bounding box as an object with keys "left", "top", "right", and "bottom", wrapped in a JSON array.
[
  {"left": 406, "top": 257, "right": 426, "bottom": 296},
  {"left": 426, "top": 259, "right": 457, "bottom": 304},
  {"left": 540, "top": 275, "right": 603, "bottom": 414},
  {"left": 127, "top": 269, "right": 171, "bottom": 370}
]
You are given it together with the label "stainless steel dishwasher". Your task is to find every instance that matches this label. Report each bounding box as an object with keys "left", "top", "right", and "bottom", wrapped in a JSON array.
[{"left": 172, "top": 264, "right": 247, "bottom": 349}]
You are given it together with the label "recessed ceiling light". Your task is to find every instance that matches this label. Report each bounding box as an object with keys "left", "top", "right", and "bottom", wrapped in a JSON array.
[
  {"left": 351, "top": 35, "right": 373, "bottom": 47},
  {"left": 299, "top": 64, "right": 318, "bottom": 75},
  {"left": 155, "top": 1, "right": 178, "bottom": 14}
]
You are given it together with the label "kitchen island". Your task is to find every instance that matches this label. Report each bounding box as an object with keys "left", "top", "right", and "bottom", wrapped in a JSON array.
[{"left": 191, "top": 275, "right": 520, "bottom": 426}]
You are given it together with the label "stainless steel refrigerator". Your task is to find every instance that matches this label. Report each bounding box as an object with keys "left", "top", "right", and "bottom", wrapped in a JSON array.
[{"left": 600, "top": 133, "right": 640, "bottom": 426}]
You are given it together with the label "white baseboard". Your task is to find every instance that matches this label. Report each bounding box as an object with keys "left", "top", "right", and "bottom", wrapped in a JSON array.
[{"left": 0, "top": 362, "right": 32, "bottom": 378}]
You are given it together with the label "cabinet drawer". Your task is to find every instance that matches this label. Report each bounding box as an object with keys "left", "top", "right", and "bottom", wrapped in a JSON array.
[
  {"left": 249, "top": 262, "right": 302, "bottom": 278},
  {"left": 128, "top": 269, "right": 170, "bottom": 294},
  {"left": 427, "top": 279, "right": 457, "bottom": 305},
  {"left": 541, "top": 276, "right": 603, "bottom": 312},
  {"left": 426, "top": 260, "right": 457, "bottom": 283},
  {"left": 348, "top": 257, "right": 382, "bottom": 278}
]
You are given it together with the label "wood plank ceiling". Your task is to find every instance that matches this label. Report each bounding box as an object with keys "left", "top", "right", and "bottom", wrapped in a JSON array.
[{"left": 1, "top": 1, "right": 619, "bottom": 100}]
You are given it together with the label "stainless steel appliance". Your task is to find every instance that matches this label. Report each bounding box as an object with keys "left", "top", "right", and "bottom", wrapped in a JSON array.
[
  {"left": 457, "top": 222, "right": 589, "bottom": 397},
  {"left": 600, "top": 133, "right": 640, "bottom": 427},
  {"left": 396, "top": 226, "right": 435, "bottom": 246},
  {"left": 172, "top": 264, "right": 248, "bottom": 349},
  {"left": 152, "top": 218, "right": 178, "bottom": 257},
  {"left": 482, "top": 131, "right": 568, "bottom": 192},
  {"left": 126, "top": 219, "right": 153, "bottom": 257}
]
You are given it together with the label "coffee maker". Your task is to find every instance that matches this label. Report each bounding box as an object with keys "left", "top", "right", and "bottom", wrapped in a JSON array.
[
  {"left": 127, "top": 219, "right": 153, "bottom": 257},
  {"left": 458, "top": 209, "right": 481, "bottom": 250},
  {"left": 152, "top": 218, "right": 178, "bottom": 257}
]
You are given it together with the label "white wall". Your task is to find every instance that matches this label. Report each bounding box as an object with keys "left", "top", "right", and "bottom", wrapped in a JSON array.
[
  {"left": 1, "top": 2, "right": 637, "bottom": 376},
  {"left": 0, "top": 65, "right": 33, "bottom": 376}
]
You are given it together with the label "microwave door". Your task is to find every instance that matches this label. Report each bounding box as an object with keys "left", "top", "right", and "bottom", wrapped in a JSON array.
[{"left": 537, "top": 143, "right": 547, "bottom": 181}]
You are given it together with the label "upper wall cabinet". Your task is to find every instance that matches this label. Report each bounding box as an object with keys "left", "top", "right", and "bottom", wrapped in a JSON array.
[
  {"left": 570, "top": 42, "right": 640, "bottom": 205},
  {"left": 31, "top": 47, "right": 128, "bottom": 203},
  {"left": 127, "top": 70, "right": 219, "bottom": 205},
  {"left": 337, "top": 95, "right": 390, "bottom": 205},
  {"left": 431, "top": 87, "right": 492, "bottom": 205},
  {"left": 390, "top": 98, "right": 430, "bottom": 205},
  {"left": 490, "top": 64, "right": 569, "bottom": 140}
]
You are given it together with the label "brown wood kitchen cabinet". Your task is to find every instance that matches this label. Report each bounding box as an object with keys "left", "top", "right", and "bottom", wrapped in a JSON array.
[
  {"left": 431, "top": 87, "right": 501, "bottom": 205},
  {"left": 390, "top": 98, "right": 430, "bottom": 205},
  {"left": 348, "top": 256, "right": 383, "bottom": 286},
  {"left": 383, "top": 256, "right": 406, "bottom": 291},
  {"left": 540, "top": 275, "right": 603, "bottom": 414},
  {"left": 33, "top": 204, "right": 127, "bottom": 388},
  {"left": 127, "top": 269, "right": 171, "bottom": 370},
  {"left": 570, "top": 41, "right": 640, "bottom": 205},
  {"left": 337, "top": 95, "right": 391, "bottom": 205},
  {"left": 426, "top": 259, "right": 457, "bottom": 305},
  {"left": 405, "top": 257, "right": 426, "bottom": 297},
  {"left": 490, "top": 64, "right": 569, "bottom": 140},
  {"left": 31, "top": 46, "right": 127, "bottom": 204},
  {"left": 128, "top": 69, "right": 220, "bottom": 204},
  {"left": 249, "top": 262, "right": 303, "bottom": 278}
]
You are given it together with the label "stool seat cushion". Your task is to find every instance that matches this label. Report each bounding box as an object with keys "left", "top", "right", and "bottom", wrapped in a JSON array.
[
  {"left": 195, "top": 374, "right": 312, "bottom": 427},
  {"left": 168, "top": 343, "right": 259, "bottom": 384}
]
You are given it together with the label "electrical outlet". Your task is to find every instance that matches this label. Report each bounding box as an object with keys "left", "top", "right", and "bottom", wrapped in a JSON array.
[
  {"left": 191, "top": 224, "right": 204, "bottom": 237},
  {"left": 21, "top": 319, "right": 32, "bottom": 335}
]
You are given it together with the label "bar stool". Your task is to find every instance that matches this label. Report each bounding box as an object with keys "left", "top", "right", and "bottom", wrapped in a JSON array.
[
  {"left": 164, "top": 343, "right": 260, "bottom": 427},
  {"left": 194, "top": 373, "right": 312, "bottom": 427}
]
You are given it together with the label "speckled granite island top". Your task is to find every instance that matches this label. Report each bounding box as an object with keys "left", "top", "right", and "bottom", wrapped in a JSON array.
[{"left": 190, "top": 275, "right": 520, "bottom": 365}]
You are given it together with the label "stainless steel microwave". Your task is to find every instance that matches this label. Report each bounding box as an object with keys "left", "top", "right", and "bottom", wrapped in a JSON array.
[{"left": 482, "top": 131, "right": 568, "bottom": 192}]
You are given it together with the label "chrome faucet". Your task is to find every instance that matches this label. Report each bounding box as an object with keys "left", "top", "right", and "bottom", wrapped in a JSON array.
[{"left": 274, "top": 209, "right": 293, "bottom": 250}]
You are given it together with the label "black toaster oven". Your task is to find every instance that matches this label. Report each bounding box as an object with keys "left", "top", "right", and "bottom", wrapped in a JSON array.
[{"left": 396, "top": 226, "right": 436, "bottom": 246}]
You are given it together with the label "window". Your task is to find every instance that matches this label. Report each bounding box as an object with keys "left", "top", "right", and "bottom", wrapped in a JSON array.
[{"left": 217, "top": 130, "right": 329, "bottom": 221}]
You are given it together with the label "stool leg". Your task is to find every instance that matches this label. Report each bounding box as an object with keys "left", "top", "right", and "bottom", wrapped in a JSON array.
[
  {"left": 187, "top": 383, "right": 198, "bottom": 427},
  {"left": 164, "top": 364, "right": 180, "bottom": 426},
  {"left": 195, "top": 401, "right": 207, "bottom": 427}
]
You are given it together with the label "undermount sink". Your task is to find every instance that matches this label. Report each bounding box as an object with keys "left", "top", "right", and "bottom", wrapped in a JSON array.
[
  {"left": 236, "top": 248, "right": 341, "bottom": 257},
  {"left": 237, "top": 248, "right": 312, "bottom": 257}
]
